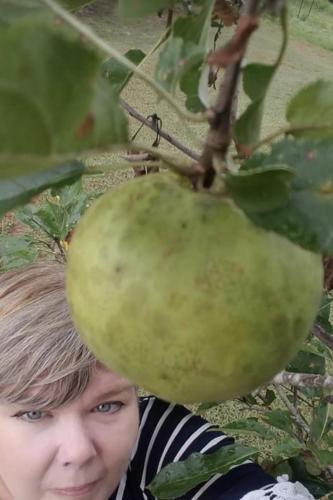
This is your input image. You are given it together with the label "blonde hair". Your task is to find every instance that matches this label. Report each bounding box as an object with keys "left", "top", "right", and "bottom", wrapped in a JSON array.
[{"left": 0, "top": 261, "right": 100, "bottom": 410}]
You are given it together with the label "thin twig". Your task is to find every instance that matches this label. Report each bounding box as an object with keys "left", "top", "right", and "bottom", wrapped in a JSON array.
[
  {"left": 280, "top": 384, "right": 314, "bottom": 408},
  {"left": 120, "top": 99, "right": 200, "bottom": 161},
  {"left": 250, "top": 124, "right": 333, "bottom": 153},
  {"left": 274, "top": 384, "right": 310, "bottom": 437},
  {"left": 127, "top": 143, "right": 204, "bottom": 179},
  {"left": 312, "top": 323, "right": 333, "bottom": 350}
]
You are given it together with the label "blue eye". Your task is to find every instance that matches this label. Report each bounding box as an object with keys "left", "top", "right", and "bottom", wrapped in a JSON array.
[
  {"left": 95, "top": 402, "right": 123, "bottom": 414},
  {"left": 18, "top": 410, "right": 45, "bottom": 422}
]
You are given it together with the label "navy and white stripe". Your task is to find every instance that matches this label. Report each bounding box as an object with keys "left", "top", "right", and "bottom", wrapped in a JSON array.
[{"left": 110, "top": 396, "right": 277, "bottom": 499}]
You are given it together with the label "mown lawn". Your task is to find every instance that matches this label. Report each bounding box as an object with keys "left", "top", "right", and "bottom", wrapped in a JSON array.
[{"left": 78, "top": 0, "right": 333, "bottom": 176}]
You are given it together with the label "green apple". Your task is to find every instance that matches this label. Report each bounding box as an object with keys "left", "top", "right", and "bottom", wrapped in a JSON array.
[{"left": 66, "top": 173, "right": 323, "bottom": 403}]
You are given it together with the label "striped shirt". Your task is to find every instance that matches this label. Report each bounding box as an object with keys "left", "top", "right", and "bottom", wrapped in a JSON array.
[{"left": 109, "top": 395, "right": 277, "bottom": 499}]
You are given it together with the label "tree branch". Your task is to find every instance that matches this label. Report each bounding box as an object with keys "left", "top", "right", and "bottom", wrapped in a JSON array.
[
  {"left": 273, "top": 371, "right": 333, "bottom": 391},
  {"left": 119, "top": 99, "right": 200, "bottom": 161},
  {"left": 274, "top": 384, "right": 311, "bottom": 436},
  {"left": 312, "top": 323, "right": 333, "bottom": 350},
  {"left": 126, "top": 142, "right": 204, "bottom": 179},
  {"left": 199, "top": 0, "right": 261, "bottom": 187}
]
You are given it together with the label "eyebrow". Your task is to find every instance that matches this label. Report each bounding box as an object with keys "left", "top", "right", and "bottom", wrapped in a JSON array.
[{"left": 92, "top": 385, "right": 133, "bottom": 403}]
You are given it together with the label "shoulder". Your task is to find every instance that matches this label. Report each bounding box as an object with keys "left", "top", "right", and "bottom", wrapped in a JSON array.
[
  {"left": 129, "top": 396, "right": 276, "bottom": 499},
  {"left": 130, "top": 396, "right": 233, "bottom": 488},
  {"left": 125, "top": 397, "right": 313, "bottom": 499},
  {"left": 136, "top": 395, "right": 232, "bottom": 460}
]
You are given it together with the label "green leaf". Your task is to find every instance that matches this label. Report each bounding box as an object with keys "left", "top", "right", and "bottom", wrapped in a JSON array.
[
  {"left": 306, "top": 333, "right": 333, "bottom": 362},
  {"left": 50, "top": 178, "right": 99, "bottom": 229},
  {"left": 14, "top": 204, "right": 41, "bottom": 232},
  {"left": 0, "top": 19, "right": 128, "bottom": 179},
  {"left": 148, "top": 444, "right": 258, "bottom": 499},
  {"left": 299, "top": 386, "right": 324, "bottom": 401},
  {"left": 271, "top": 438, "right": 305, "bottom": 460},
  {"left": 241, "top": 139, "right": 333, "bottom": 255},
  {"left": 225, "top": 164, "right": 294, "bottom": 214},
  {"left": 234, "top": 4, "right": 287, "bottom": 148},
  {"left": 179, "top": 54, "right": 207, "bottom": 112},
  {"left": 156, "top": 38, "right": 204, "bottom": 95},
  {"left": 25, "top": 202, "right": 69, "bottom": 241},
  {"left": 15, "top": 178, "right": 97, "bottom": 241},
  {"left": 262, "top": 409, "right": 295, "bottom": 436},
  {"left": 0, "top": 162, "right": 84, "bottom": 218},
  {"left": 242, "top": 64, "right": 276, "bottom": 101},
  {"left": 262, "top": 388, "right": 276, "bottom": 406},
  {"left": 323, "top": 420, "right": 333, "bottom": 448},
  {"left": 0, "top": 234, "right": 37, "bottom": 271},
  {"left": 172, "top": 1, "right": 213, "bottom": 46},
  {"left": 155, "top": 1, "right": 212, "bottom": 110},
  {"left": 222, "top": 418, "right": 275, "bottom": 439},
  {"left": 287, "top": 350, "right": 325, "bottom": 376},
  {"left": 300, "top": 478, "right": 333, "bottom": 498},
  {"left": 286, "top": 80, "right": 333, "bottom": 140},
  {"left": 303, "top": 453, "right": 322, "bottom": 477},
  {"left": 270, "top": 460, "right": 294, "bottom": 479},
  {"left": 119, "top": 0, "right": 175, "bottom": 17},
  {"left": 288, "top": 456, "right": 333, "bottom": 497},
  {"left": 310, "top": 400, "right": 329, "bottom": 443},
  {"left": 102, "top": 49, "right": 146, "bottom": 94},
  {"left": 316, "top": 449, "right": 333, "bottom": 467},
  {"left": 234, "top": 64, "right": 275, "bottom": 147}
]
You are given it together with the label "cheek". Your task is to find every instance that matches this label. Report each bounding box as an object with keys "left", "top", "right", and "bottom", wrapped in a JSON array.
[
  {"left": 102, "top": 405, "right": 140, "bottom": 473},
  {"left": 0, "top": 424, "right": 49, "bottom": 498}
]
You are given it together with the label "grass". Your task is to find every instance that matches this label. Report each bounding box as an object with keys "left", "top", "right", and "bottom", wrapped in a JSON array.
[
  {"left": 72, "top": 1, "right": 333, "bottom": 454},
  {"left": 77, "top": 0, "right": 333, "bottom": 182},
  {"left": 287, "top": 0, "right": 333, "bottom": 52}
]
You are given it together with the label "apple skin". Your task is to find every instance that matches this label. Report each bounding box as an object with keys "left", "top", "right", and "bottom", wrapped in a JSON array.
[{"left": 66, "top": 173, "right": 323, "bottom": 404}]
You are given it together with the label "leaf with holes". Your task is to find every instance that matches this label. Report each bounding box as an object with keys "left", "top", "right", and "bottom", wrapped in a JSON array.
[{"left": 239, "top": 139, "right": 333, "bottom": 255}]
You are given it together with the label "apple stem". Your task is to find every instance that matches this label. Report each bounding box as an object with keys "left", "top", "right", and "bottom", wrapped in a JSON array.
[{"left": 198, "top": 0, "right": 261, "bottom": 189}]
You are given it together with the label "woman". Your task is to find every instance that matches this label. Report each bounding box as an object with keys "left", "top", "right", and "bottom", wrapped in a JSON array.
[{"left": 0, "top": 262, "right": 314, "bottom": 499}]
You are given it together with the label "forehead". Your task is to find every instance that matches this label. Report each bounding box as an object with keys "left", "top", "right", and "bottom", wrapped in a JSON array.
[
  {"left": 86, "top": 366, "right": 135, "bottom": 395},
  {"left": 0, "top": 366, "right": 135, "bottom": 414}
]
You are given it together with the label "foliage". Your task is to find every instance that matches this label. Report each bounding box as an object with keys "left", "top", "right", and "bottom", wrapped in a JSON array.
[
  {"left": 0, "top": 0, "right": 332, "bottom": 498},
  {"left": 0, "top": 179, "right": 100, "bottom": 271}
]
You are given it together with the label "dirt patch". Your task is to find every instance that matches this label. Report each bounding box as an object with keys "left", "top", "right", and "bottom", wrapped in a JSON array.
[{"left": 0, "top": 213, "right": 27, "bottom": 236}]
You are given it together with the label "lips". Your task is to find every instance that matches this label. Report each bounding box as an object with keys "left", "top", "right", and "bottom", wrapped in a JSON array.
[{"left": 52, "top": 479, "right": 100, "bottom": 496}]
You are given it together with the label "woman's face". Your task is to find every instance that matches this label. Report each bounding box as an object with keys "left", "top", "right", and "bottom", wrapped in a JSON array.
[{"left": 0, "top": 367, "right": 139, "bottom": 500}]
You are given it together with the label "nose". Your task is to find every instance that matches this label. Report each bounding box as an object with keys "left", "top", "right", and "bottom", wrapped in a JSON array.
[{"left": 57, "top": 417, "right": 98, "bottom": 466}]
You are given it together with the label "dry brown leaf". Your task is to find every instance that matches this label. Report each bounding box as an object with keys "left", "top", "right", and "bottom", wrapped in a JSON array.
[{"left": 213, "top": 0, "right": 239, "bottom": 26}]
